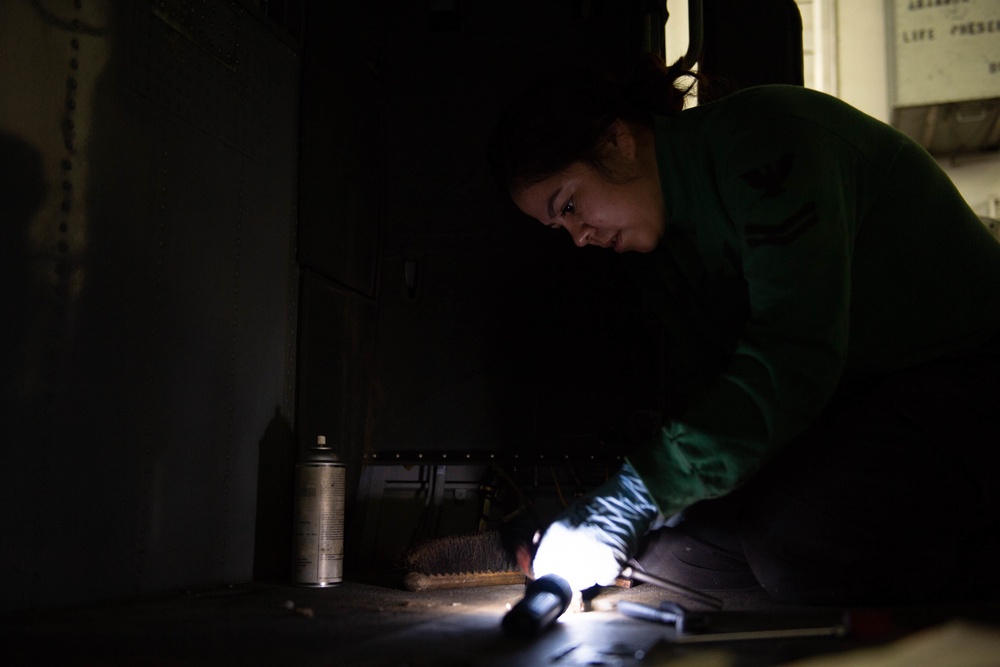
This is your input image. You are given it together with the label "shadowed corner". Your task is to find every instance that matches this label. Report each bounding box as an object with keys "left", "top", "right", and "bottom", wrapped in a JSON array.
[{"left": 253, "top": 405, "right": 297, "bottom": 584}]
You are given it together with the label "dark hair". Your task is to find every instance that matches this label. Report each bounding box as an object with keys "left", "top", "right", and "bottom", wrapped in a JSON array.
[{"left": 488, "top": 54, "right": 699, "bottom": 197}]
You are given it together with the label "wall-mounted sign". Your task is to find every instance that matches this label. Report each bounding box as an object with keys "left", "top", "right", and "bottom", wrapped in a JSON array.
[{"left": 892, "top": 0, "right": 1000, "bottom": 107}]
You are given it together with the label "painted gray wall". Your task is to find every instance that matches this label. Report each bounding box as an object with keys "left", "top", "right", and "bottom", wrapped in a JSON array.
[{"left": 0, "top": 1, "right": 299, "bottom": 611}]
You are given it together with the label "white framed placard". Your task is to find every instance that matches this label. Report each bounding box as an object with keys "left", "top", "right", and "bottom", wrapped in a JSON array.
[{"left": 891, "top": 0, "right": 1000, "bottom": 107}]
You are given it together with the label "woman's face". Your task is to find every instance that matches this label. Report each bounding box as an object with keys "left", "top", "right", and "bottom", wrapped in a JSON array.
[{"left": 511, "top": 134, "right": 665, "bottom": 253}]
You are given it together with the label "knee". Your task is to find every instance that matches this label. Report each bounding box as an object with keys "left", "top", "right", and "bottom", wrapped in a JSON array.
[{"left": 633, "top": 524, "right": 760, "bottom": 592}]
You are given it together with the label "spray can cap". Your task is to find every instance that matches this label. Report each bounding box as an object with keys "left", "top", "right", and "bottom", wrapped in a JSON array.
[{"left": 305, "top": 435, "right": 339, "bottom": 463}]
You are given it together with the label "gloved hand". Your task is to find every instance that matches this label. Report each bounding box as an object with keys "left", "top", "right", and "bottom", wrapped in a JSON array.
[{"left": 531, "top": 462, "right": 661, "bottom": 592}]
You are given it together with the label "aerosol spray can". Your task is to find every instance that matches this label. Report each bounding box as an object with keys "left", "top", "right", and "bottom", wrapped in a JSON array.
[{"left": 292, "top": 435, "right": 345, "bottom": 586}]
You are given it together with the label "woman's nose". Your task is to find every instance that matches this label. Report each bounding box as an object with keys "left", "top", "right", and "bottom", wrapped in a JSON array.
[{"left": 564, "top": 220, "right": 593, "bottom": 247}]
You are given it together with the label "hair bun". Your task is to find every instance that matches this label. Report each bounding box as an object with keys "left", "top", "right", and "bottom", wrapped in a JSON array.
[{"left": 625, "top": 53, "right": 698, "bottom": 116}]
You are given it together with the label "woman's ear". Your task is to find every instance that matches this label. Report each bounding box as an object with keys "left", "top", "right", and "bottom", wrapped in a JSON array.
[{"left": 604, "top": 119, "right": 638, "bottom": 163}]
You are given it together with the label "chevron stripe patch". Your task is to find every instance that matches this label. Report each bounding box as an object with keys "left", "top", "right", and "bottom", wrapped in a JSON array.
[{"left": 744, "top": 201, "right": 820, "bottom": 247}]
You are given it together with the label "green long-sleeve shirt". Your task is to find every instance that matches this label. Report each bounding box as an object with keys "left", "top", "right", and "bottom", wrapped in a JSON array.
[{"left": 625, "top": 85, "right": 1000, "bottom": 516}]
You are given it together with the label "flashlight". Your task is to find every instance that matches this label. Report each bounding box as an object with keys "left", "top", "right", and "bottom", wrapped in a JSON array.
[{"left": 501, "top": 574, "right": 573, "bottom": 638}]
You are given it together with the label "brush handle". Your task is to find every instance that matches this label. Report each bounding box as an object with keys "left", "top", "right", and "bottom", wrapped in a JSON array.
[{"left": 404, "top": 571, "right": 526, "bottom": 591}]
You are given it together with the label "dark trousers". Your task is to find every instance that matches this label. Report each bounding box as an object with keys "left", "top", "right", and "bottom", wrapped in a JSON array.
[{"left": 633, "top": 334, "right": 1000, "bottom": 606}]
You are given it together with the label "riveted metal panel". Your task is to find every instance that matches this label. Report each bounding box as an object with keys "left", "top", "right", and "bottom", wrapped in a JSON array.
[
  {"left": 130, "top": 0, "right": 256, "bottom": 159},
  {"left": 0, "top": 1, "right": 299, "bottom": 611}
]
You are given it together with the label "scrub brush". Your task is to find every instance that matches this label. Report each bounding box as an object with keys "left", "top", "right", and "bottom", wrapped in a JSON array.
[{"left": 400, "top": 530, "right": 527, "bottom": 591}]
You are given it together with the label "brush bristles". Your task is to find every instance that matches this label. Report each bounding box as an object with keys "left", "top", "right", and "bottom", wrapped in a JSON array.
[{"left": 401, "top": 530, "right": 519, "bottom": 576}]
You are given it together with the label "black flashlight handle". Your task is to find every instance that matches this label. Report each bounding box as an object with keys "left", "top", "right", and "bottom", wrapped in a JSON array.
[{"left": 502, "top": 574, "right": 573, "bottom": 638}]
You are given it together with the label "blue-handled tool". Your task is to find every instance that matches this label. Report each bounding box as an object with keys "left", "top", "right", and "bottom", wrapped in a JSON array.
[{"left": 617, "top": 600, "right": 710, "bottom": 633}]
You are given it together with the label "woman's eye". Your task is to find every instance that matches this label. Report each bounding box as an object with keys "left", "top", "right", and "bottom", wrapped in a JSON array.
[{"left": 561, "top": 200, "right": 575, "bottom": 216}]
